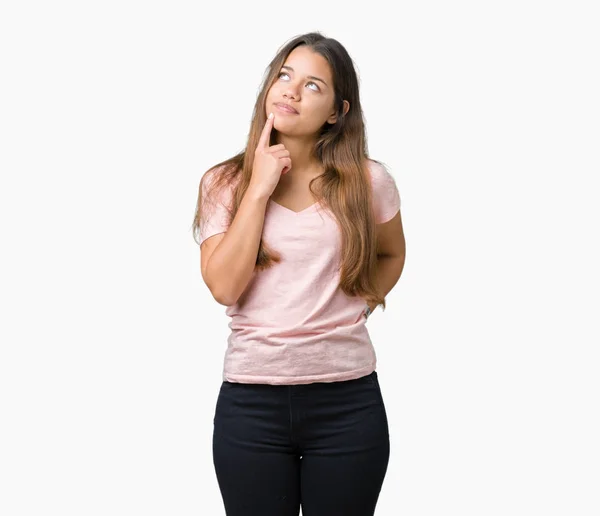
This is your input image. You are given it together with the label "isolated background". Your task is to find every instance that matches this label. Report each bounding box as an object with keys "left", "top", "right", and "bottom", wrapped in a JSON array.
[{"left": 1, "top": 1, "right": 599, "bottom": 515}]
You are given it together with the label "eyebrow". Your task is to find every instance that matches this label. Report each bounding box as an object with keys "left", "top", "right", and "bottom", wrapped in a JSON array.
[{"left": 280, "top": 65, "right": 328, "bottom": 88}]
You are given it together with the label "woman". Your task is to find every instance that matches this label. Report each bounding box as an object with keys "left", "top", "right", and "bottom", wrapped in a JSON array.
[{"left": 193, "top": 32, "right": 406, "bottom": 516}]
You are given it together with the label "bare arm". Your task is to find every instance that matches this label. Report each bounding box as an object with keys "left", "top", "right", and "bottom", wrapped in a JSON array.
[
  {"left": 201, "top": 189, "right": 269, "bottom": 306},
  {"left": 366, "top": 210, "right": 406, "bottom": 314}
]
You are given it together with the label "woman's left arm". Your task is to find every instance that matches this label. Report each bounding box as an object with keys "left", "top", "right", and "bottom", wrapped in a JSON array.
[{"left": 366, "top": 210, "right": 406, "bottom": 315}]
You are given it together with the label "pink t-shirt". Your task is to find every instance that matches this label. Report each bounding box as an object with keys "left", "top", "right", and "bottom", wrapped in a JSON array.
[{"left": 199, "top": 159, "right": 401, "bottom": 385}]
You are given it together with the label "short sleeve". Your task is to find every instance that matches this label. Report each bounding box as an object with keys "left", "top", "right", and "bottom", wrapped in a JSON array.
[
  {"left": 198, "top": 168, "right": 235, "bottom": 246},
  {"left": 368, "top": 160, "right": 401, "bottom": 224}
]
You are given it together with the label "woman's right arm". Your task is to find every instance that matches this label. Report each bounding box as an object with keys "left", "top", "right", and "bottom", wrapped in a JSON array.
[
  {"left": 201, "top": 113, "right": 290, "bottom": 306},
  {"left": 201, "top": 187, "right": 270, "bottom": 306}
]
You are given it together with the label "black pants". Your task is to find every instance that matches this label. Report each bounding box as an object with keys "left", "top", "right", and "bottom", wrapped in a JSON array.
[{"left": 212, "top": 371, "right": 390, "bottom": 515}]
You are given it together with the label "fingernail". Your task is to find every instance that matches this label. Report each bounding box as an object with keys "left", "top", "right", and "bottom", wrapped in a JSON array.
[{"left": 269, "top": 112, "right": 273, "bottom": 119}]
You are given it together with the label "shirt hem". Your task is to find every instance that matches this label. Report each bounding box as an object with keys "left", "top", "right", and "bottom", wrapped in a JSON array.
[{"left": 223, "top": 363, "right": 376, "bottom": 385}]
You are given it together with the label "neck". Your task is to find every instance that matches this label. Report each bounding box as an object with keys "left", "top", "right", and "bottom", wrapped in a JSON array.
[{"left": 274, "top": 132, "right": 321, "bottom": 177}]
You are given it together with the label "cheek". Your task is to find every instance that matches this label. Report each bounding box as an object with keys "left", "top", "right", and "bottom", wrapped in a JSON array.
[
  {"left": 310, "top": 101, "right": 333, "bottom": 121},
  {"left": 266, "top": 84, "right": 281, "bottom": 99}
]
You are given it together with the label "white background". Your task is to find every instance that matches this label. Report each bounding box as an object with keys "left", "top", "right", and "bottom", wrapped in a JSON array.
[{"left": 1, "top": 1, "right": 599, "bottom": 515}]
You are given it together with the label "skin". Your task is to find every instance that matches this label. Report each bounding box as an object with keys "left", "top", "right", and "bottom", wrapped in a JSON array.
[{"left": 264, "top": 45, "right": 349, "bottom": 178}]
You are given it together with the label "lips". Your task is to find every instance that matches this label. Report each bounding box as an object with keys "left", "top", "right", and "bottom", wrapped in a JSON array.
[{"left": 275, "top": 102, "right": 299, "bottom": 114}]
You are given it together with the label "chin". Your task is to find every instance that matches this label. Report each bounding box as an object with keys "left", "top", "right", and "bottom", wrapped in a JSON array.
[{"left": 273, "top": 120, "right": 294, "bottom": 133}]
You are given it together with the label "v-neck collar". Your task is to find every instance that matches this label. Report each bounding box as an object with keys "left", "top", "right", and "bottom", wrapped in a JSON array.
[{"left": 270, "top": 199, "right": 319, "bottom": 215}]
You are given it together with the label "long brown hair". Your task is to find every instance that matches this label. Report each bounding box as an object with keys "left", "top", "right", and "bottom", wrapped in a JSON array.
[{"left": 192, "top": 31, "right": 387, "bottom": 311}]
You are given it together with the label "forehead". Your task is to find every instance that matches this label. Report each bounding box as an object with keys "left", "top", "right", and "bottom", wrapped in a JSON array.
[{"left": 282, "top": 46, "right": 333, "bottom": 82}]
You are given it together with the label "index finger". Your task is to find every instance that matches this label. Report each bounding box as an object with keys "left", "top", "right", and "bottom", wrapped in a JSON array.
[{"left": 257, "top": 113, "right": 274, "bottom": 149}]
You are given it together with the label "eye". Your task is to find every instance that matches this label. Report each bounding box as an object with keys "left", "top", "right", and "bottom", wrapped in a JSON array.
[{"left": 277, "top": 72, "right": 320, "bottom": 92}]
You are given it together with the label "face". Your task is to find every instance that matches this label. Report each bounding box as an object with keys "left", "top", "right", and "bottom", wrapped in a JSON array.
[{"left": 265, "top": 46, "right": 340, "bottom": 139}]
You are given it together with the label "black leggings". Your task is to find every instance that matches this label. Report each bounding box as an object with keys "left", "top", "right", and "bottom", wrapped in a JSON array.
[{"left": 212, "top": 371, "right": 390, "bottom": 515}]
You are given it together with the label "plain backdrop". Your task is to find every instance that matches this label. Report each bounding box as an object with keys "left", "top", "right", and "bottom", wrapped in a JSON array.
[{"left": 1, "top": 1, "right": 599, "bottom": 515}]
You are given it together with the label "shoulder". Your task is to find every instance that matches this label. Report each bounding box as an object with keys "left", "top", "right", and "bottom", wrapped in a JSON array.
[
  {"left": 365, "top": 158, "right": 396, "bottom": 185},
  {"left": 365, "top": 158, "right": 401, "bottom": 224},
  {"left": 201, "top": 164, "right": 240, "bottom": 203},
  {"left": 201, "top": 163, "right": 228, "bottom": 188}
]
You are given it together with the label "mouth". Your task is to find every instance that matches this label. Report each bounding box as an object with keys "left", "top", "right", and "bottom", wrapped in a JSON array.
[{"left": 274, "top": 102, "right": 299, "bottom": 115}]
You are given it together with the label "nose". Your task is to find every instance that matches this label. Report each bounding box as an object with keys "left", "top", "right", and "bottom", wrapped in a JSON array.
[{"left": 283, "top": 80, "right": 300, "bottom": 100}]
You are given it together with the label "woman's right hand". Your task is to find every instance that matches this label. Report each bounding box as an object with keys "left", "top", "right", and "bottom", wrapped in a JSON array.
[{"left": 248, "top": 113, "right": 291, "bottom": 199}]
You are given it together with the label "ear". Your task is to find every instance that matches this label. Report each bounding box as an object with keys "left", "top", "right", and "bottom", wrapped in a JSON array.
[{"left": 327, "top": 100, "right": 350, "bottom": 124}]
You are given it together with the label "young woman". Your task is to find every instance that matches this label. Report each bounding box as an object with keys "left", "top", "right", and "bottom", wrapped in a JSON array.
[{"left": 193, "top": 32, "right": 406, "bottom": 516}]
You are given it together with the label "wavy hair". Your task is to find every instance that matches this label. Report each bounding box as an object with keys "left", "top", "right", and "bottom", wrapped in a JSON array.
[{"left": 192, "top": 31, "right": 386, "bottom": 311}]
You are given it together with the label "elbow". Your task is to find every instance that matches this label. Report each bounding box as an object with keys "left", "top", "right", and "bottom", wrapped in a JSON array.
[
  {"left": 204, "top": 271, "right": 239, "bottom": 306},
  {"left": 215, "top": 295, "right": 234, "bottom": 307},
  {"left": 211, "top": 287, "right": 238, "bottom": 307},
  {"left": 204, "top": 275, "right": 234, "bottom": 306}
]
